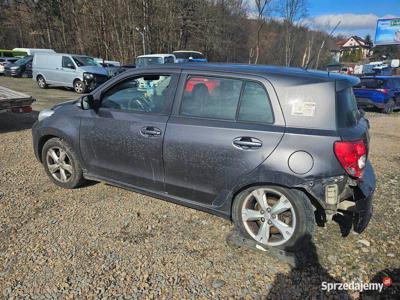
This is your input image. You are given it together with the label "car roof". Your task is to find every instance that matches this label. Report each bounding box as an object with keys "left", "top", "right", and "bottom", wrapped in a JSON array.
[
  {"left": 361, "top": 76, "right": 400, "bottom": 79},
  {"left": 173, "top": 50, "right": 203, "bottom": 54},
  {"left": 34, "top": 53, "right": 91, "bottom": 58},
  {"left": 134, "top": 63, "right": 359, "bottom": 84},
  {"left": 137, "top": 54, "right": 175, "bottom": 58}
]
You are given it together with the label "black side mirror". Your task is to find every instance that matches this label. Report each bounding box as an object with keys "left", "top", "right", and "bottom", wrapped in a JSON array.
[
  {"left": 67, "top": 63, "right": 75, "bottom": 69},
  {"left": 81, "top": 95, "right": 100, "bottom": 112}
]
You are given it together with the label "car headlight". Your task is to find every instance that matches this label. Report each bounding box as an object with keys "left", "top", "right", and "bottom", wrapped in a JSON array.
[
  {"left": 83, "top": 73, "right": 94, "bottom": 80},
  {"left": 38, "top": 109, "right": 54, "bottom": 122}
]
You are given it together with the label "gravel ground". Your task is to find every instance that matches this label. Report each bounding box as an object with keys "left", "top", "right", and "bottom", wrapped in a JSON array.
[{"left": 0, "top": 77, "right": 399, "bottom": 299}]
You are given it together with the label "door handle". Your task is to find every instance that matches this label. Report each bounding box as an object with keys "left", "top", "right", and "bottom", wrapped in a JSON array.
[
  {"left": 233, "top": 137, "right": 262, "bottom": 149},
  {"left": 140, "top": 126, "right": 162, "bottom": 137}
]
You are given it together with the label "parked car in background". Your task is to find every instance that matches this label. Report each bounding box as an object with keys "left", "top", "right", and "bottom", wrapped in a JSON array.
[
  {"left": 94, "top": 58, "right": 122, "bottom": 77},
  {"left": 354, "top": 76, "right": 400, "bottom": 113},
  {"left": 339, "top": 66, "right": 353, "bottom": 75},
  {"left": 94, "top": 58, "right": 121, "bottom": 67},
  {"left": 32, "top": 64, "right": 375, "bottom": 251},
  {"left": 0, "top": 57, "right": 18, "bottom": 74},
  {"left": 135, "top": 54, "right": 175, "bottom": 68},
  {"left": 12, "top": 48, "right": 55, "bottom": 55},
  {"left": 33, "top": 53, "right": 109, "bottom": 93},
  {"left": 4, "top": 55, "right": 33, "bottom": 78},
  {"left": 173, "top": 50, "right": 207, "bottom": 63}
]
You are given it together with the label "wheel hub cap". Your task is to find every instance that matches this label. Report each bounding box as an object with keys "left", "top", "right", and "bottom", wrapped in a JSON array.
[
  {"left": 46, "top": 147, "right": 73, "bottom": 183},
  {"left": 241, "top": 188, "right": 296, "bottom": 246}
]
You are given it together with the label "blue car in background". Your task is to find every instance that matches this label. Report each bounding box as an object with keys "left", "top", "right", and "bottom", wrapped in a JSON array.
[
  {"left": 353, "top": 76, "right": 400, "bottom": 113},
  {"left": 173, "top": 51, "right": 208, "bottom": 63}
]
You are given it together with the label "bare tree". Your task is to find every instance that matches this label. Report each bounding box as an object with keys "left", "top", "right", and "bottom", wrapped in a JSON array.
[
  {"left": 0, "top": 0, "right": 335, "bottom": 68},
  {"left": 280, "top": 0, "right": 307, "bottom": 66},
  {"left": 252, "top": 0, "right": 272, "bottom": 64}
]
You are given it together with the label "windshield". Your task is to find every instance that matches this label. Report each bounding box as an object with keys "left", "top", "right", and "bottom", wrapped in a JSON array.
[
  {"left": 356, "top": 78, "right": 386, "bottom": 89},
  {"left": 174, "top": 52, "right": 205, "bottom": 59},
  {"left": 15, "top": 55, "right": 32, "bottom": 66},
  {"left": 72, "top": 56, "right": 100, "bottom": 67},
  {"left": 135, "top": 57, "right": 163, "bottom": 67}
]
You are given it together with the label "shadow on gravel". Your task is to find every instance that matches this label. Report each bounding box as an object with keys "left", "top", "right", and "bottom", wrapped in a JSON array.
[
  {"left": 0, "top": 111, "right": 38, "bottom": 133},
  {"left": 360, "top": 268, "right": 400, "bottom": 299},
  {"left": 266, "top": 234, "right": 351, "bottom": 299}
]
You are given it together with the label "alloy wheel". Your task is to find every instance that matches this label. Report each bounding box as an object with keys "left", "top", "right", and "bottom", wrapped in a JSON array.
[
  {"left": 46, "top": 147, "right": 73, "bottom": 183},
  {"left": 38, "top": 78, "right": 45, "bottom": 87},
  {"left": 241, "top": 188, "right": 296, "bottom": 246},
  {"left": 74, "top": 82, "right": 84, "bottom": 93}
]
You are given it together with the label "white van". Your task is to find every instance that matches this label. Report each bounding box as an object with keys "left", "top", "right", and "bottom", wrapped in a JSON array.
[
  {"left": 12, "top": 48, "right": 56, "bottom": 55},
  {"left": 32, "top": 53, "right": 109, "bottom": 93}
]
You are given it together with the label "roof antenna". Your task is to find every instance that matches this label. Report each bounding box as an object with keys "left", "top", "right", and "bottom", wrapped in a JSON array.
[{"left": 304, "top": 21, "right": 341, "bottom": 70}]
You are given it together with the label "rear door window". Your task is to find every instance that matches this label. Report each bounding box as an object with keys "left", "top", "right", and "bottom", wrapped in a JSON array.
[
  {"left": 180, "top": 75, "right": 242, "bottom": 120},
  {"left": 237, "top": 81, "right": 274, "bottom": 124},
  {"left": 336, "top": 88, "right": 360, "bottom": 128}
]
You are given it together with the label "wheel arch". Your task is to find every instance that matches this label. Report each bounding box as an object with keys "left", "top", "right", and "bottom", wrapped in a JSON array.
[
  {"left": 37, "top": 130, "right": 79, "bottom": 164},
  {"left": 36, "top": 73, "right": 46, "bottom": 81},
  {"left": 73, "top": 77, "right": 82, "bottom": 84},
  {"left": 228, "top": 181, "right": 320, "bottom": 221}
]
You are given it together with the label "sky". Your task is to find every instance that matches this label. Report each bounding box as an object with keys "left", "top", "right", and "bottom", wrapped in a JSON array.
[
  {"left": 246, "top": 0, "right": 400, "bottom": 39},
  {"left": 306, "top": 0, "right": 400, "bottom": 38}
]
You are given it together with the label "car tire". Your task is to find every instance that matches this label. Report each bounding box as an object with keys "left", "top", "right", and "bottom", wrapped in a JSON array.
[
  {"left": 37, "top": 75, "right": 48, "bottom": 89},
  {"left": 381, "top": 99, "right": 395, "bottom": 114},
  {"left": 232, "top": 186, "right": 314, "bottom": 251},
  {"left": 74, "top": 79, "right": 87, "bottom": 94},
  {"left": 41, "top": 138, "right": 86, "bottom": 189},
  {"left": 21, "top": 71, "right": 29, "bottom": 78}
]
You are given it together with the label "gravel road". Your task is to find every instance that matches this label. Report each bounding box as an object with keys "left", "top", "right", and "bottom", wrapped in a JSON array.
[{"left": 0, "top": 77, "right": 399, "bottom": 299}]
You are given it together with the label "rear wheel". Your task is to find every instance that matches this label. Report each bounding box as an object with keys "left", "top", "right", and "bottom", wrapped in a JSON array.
[
  {"left": 37, "top": 75, "right": 48, "bottom": 89},
  {"left": 232, "top": 186, "right": 314, "bottom": 251},
  {"left": 41, "top": 138, "right": 86, "bottom": 189},
  {"left": 74, "top": 79, "right": 86, "bottom": 94},
  {"left": 381, "top": 99, "right": 395, "bottom": 114}
]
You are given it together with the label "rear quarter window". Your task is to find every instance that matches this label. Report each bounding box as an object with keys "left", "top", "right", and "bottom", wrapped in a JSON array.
[
  {"left": 237, "top": 81, "right": 274, "bottom": 124},
  {"left": 336, "top": 88, "right": 360, "bottom": 128}
]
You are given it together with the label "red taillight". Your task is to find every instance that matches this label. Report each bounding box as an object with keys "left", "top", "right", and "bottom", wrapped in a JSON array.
[
  {"left": 334, "top": 140, "right": 367, "bottom": 178},
  {"left": 11, "top": 106, "right": 32, "bottom": 113},
  {"left": 377, "top": 88, "right": 389, "bottom": 94}
]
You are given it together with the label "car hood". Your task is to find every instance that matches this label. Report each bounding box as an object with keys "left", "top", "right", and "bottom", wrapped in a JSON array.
[
  {"left": 52, "top": 99, "right": 79, "bottom": 110},
  {"left": 79, "top": 66, "right": 108, "bottom": 76},
  {"left": 4, "top": 63, "right": 20, "bottom": 69}
]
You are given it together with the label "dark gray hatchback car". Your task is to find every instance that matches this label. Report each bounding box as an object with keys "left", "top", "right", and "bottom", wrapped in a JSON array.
[{"left": 32, "top": 64, "right": 376, "bottom": 251}]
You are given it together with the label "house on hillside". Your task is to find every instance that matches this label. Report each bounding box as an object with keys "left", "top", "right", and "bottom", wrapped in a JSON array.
[{"left": 331, "top": 36, "right": 373, "bottom": 62}]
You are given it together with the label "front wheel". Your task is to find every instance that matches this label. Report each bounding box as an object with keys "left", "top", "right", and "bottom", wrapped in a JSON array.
[
  {"left": 74, "top": 80, "right": 87, "bottom": 94},
  {"left": 41, "top": 138, "right": 86, "bottom": 189},
  {"left": 37, "top": 75, "right": 48, "bottom": 89},
  {"left": 232, "top": 186, "right": 315, "bottom": 251}
]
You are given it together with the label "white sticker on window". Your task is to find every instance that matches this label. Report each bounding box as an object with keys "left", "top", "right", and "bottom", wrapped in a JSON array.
[{"left": 291, "top": 101, "right": 316, "bottom": 117}]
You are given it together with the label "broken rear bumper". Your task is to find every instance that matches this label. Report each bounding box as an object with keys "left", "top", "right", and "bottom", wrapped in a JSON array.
[
  {"left": 351, "top": 162, "right": 375, "bottom": 233},
  {"left": 335, "top": 162, "right": 375, "bottom": 233}
]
